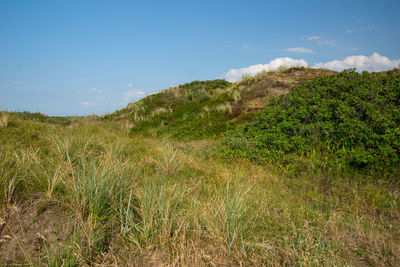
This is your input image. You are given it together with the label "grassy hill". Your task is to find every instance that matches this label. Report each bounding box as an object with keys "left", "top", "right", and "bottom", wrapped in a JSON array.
[
  {"left": 1, "top": 68, "right": 400, "bottom": 265},
  {"left": 104, "top": 67, "right": 335, "bottom": 140}
]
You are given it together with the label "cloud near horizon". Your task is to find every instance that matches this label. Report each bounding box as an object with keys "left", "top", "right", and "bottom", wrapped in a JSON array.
[
  {"left": 307, "top": 36, "right": 321, "bottom": 40},
  {"left": 124, "top": 90, "right": 146, "bottom": 101},
  {"left": 317, "top": 40, "right": 335, "bottom": 46},
  {"left": 81, "top": 101, "right": 99, "bottom": 107},
  {"left": 224, "top": 53, "right": 400, "bottom": 82},
  {"left": 284, "top": 47, "right": 314, "bottom": 53},
  {"left": 313, "top": 53, "right": 400, "bottom": 72},
  {"left": 89, "top": 88, "right": 104, "bottom": 94},
  {"left": 224, "top": 57, "right": 309, "bottom": 82}
]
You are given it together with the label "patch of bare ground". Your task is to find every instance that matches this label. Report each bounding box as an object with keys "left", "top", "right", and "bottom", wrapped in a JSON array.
[{"left": 0, "top": 195, "right": 70, "bottom": 265}]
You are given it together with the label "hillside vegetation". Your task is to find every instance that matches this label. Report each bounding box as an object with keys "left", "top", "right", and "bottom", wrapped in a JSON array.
[
  {"left": 5, "top": 112, "right": 71, "bottom": 126},
  {"left": 1, "top": 67, "right": 400, "bottom": 265},
  {"left": 226, "top": 69, "right": 400, "bottom": 176},
  {"left": 105, "top": 67, "right": 334, "bottom": 140},
  {"left": 1, "top": 113, "right": 399, "bottom": 265}
]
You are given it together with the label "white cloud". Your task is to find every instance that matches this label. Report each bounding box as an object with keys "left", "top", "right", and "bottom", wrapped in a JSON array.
[
  {"left": 317, "top": 40, "right": 335, "bottom": 46},
  {"left": 313, "top": 52, "right": 400, "bottom": 72},
  {"left": 89, "top": 88, "right": 104, "bottom": 94},
  {"left": 128, "top": 83, "right": 134, "bottom": 87},
  {"left": 346, "top": 25, "right": 374, "bottom": 34},
  {"left": 306, "top": 35, "right": 335, "bottom": 46},
  {"left": 307, "top": 36, "right": 321, "bottom": 40},
  {"left": 124, "top": 90, "right": 146, "bottom": 101},
  {"left": 81, "top": 101, "right": 99, "bottom": 106},
  {"left": 224, "top": 57, "right": 309, "bottom": 82},
  {"left": 224, "top": 53, "right": 400, "bottom": 83},
  {"left": 284, "top": 47, "right": 314, "bottom": 53}
]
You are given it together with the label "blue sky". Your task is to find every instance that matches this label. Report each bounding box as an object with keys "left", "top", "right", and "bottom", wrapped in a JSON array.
[{"left": 1, "top": 0, "right": 399, "bottom": 116}]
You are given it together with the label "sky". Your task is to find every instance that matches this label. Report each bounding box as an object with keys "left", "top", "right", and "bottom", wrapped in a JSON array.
[{"left": 1, "top": 0, "right": 400, "bottom": 116}]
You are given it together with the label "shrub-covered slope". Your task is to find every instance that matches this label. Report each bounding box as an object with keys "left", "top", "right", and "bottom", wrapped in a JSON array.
[
  {"left": 226, "top": 69, "right": 400, "bottom": 172},
  {"left": 104, "top": 67, "right": 335, "bottom": 140}
]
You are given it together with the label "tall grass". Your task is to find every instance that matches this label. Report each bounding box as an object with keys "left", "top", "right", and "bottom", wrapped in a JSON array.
[
  {"left": 0, "top": 111, "right": 8, "bottom": 127},
  {"left": 69, "top": 158, "right": 119, "bottom": 254},
  {"left": 0, "top": 143, "right": 49, "bottom": 206},
  {"left": 131, "top": 177, "right": 187, "bottom": 245},
  {"left": 0, "top": 145, "right": 18, "bottom": 206},
  {"left": 196, "top": 181, "right": 256, "bottom": 253},
  {"left": 150, "top": 144, "right": 182, "bottom": 176},
  {"left": 222, "top": 182, "right": 254, "bottom": 250}
]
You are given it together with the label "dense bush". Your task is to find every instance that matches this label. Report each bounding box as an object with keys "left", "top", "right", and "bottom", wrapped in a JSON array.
[
  {"left": 181, "top": 79, "right": 231, "bottom": 92},
  {"left": 226, "top": 69, "right": 400, "bottom": 172}
]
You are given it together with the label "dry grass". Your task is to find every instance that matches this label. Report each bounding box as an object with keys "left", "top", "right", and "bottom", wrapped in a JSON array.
[
  {"left": 0, "top": 119, "right": 399, "bottom": 266},
  {"left": 244, "top": 96, "right": 270, "bottom": 110},
  {"left": 215, "top": 102, "right": 233, "bottom": 113},
  {"left": 0, "top": 112, "right": 8, "bottom": 127}
]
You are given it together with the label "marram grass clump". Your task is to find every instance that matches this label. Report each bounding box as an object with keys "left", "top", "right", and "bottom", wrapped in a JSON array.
[{"left": 0, "top": 111, "right": 9, "bottom": 127}]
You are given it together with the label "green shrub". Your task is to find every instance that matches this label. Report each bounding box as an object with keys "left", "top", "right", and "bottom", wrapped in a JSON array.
[{"left": 225, "top": 70, "right": 400, "bottom": 173}]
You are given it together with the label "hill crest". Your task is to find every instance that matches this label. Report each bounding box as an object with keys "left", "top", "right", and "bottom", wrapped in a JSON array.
[{"left": 103, "top": 67, "right": 335, "bottom": 139}]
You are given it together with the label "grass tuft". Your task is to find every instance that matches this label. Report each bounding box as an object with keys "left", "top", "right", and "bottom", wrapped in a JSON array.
[{"left": 0, "top": 111, "right": 9, "bottom": 127}]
